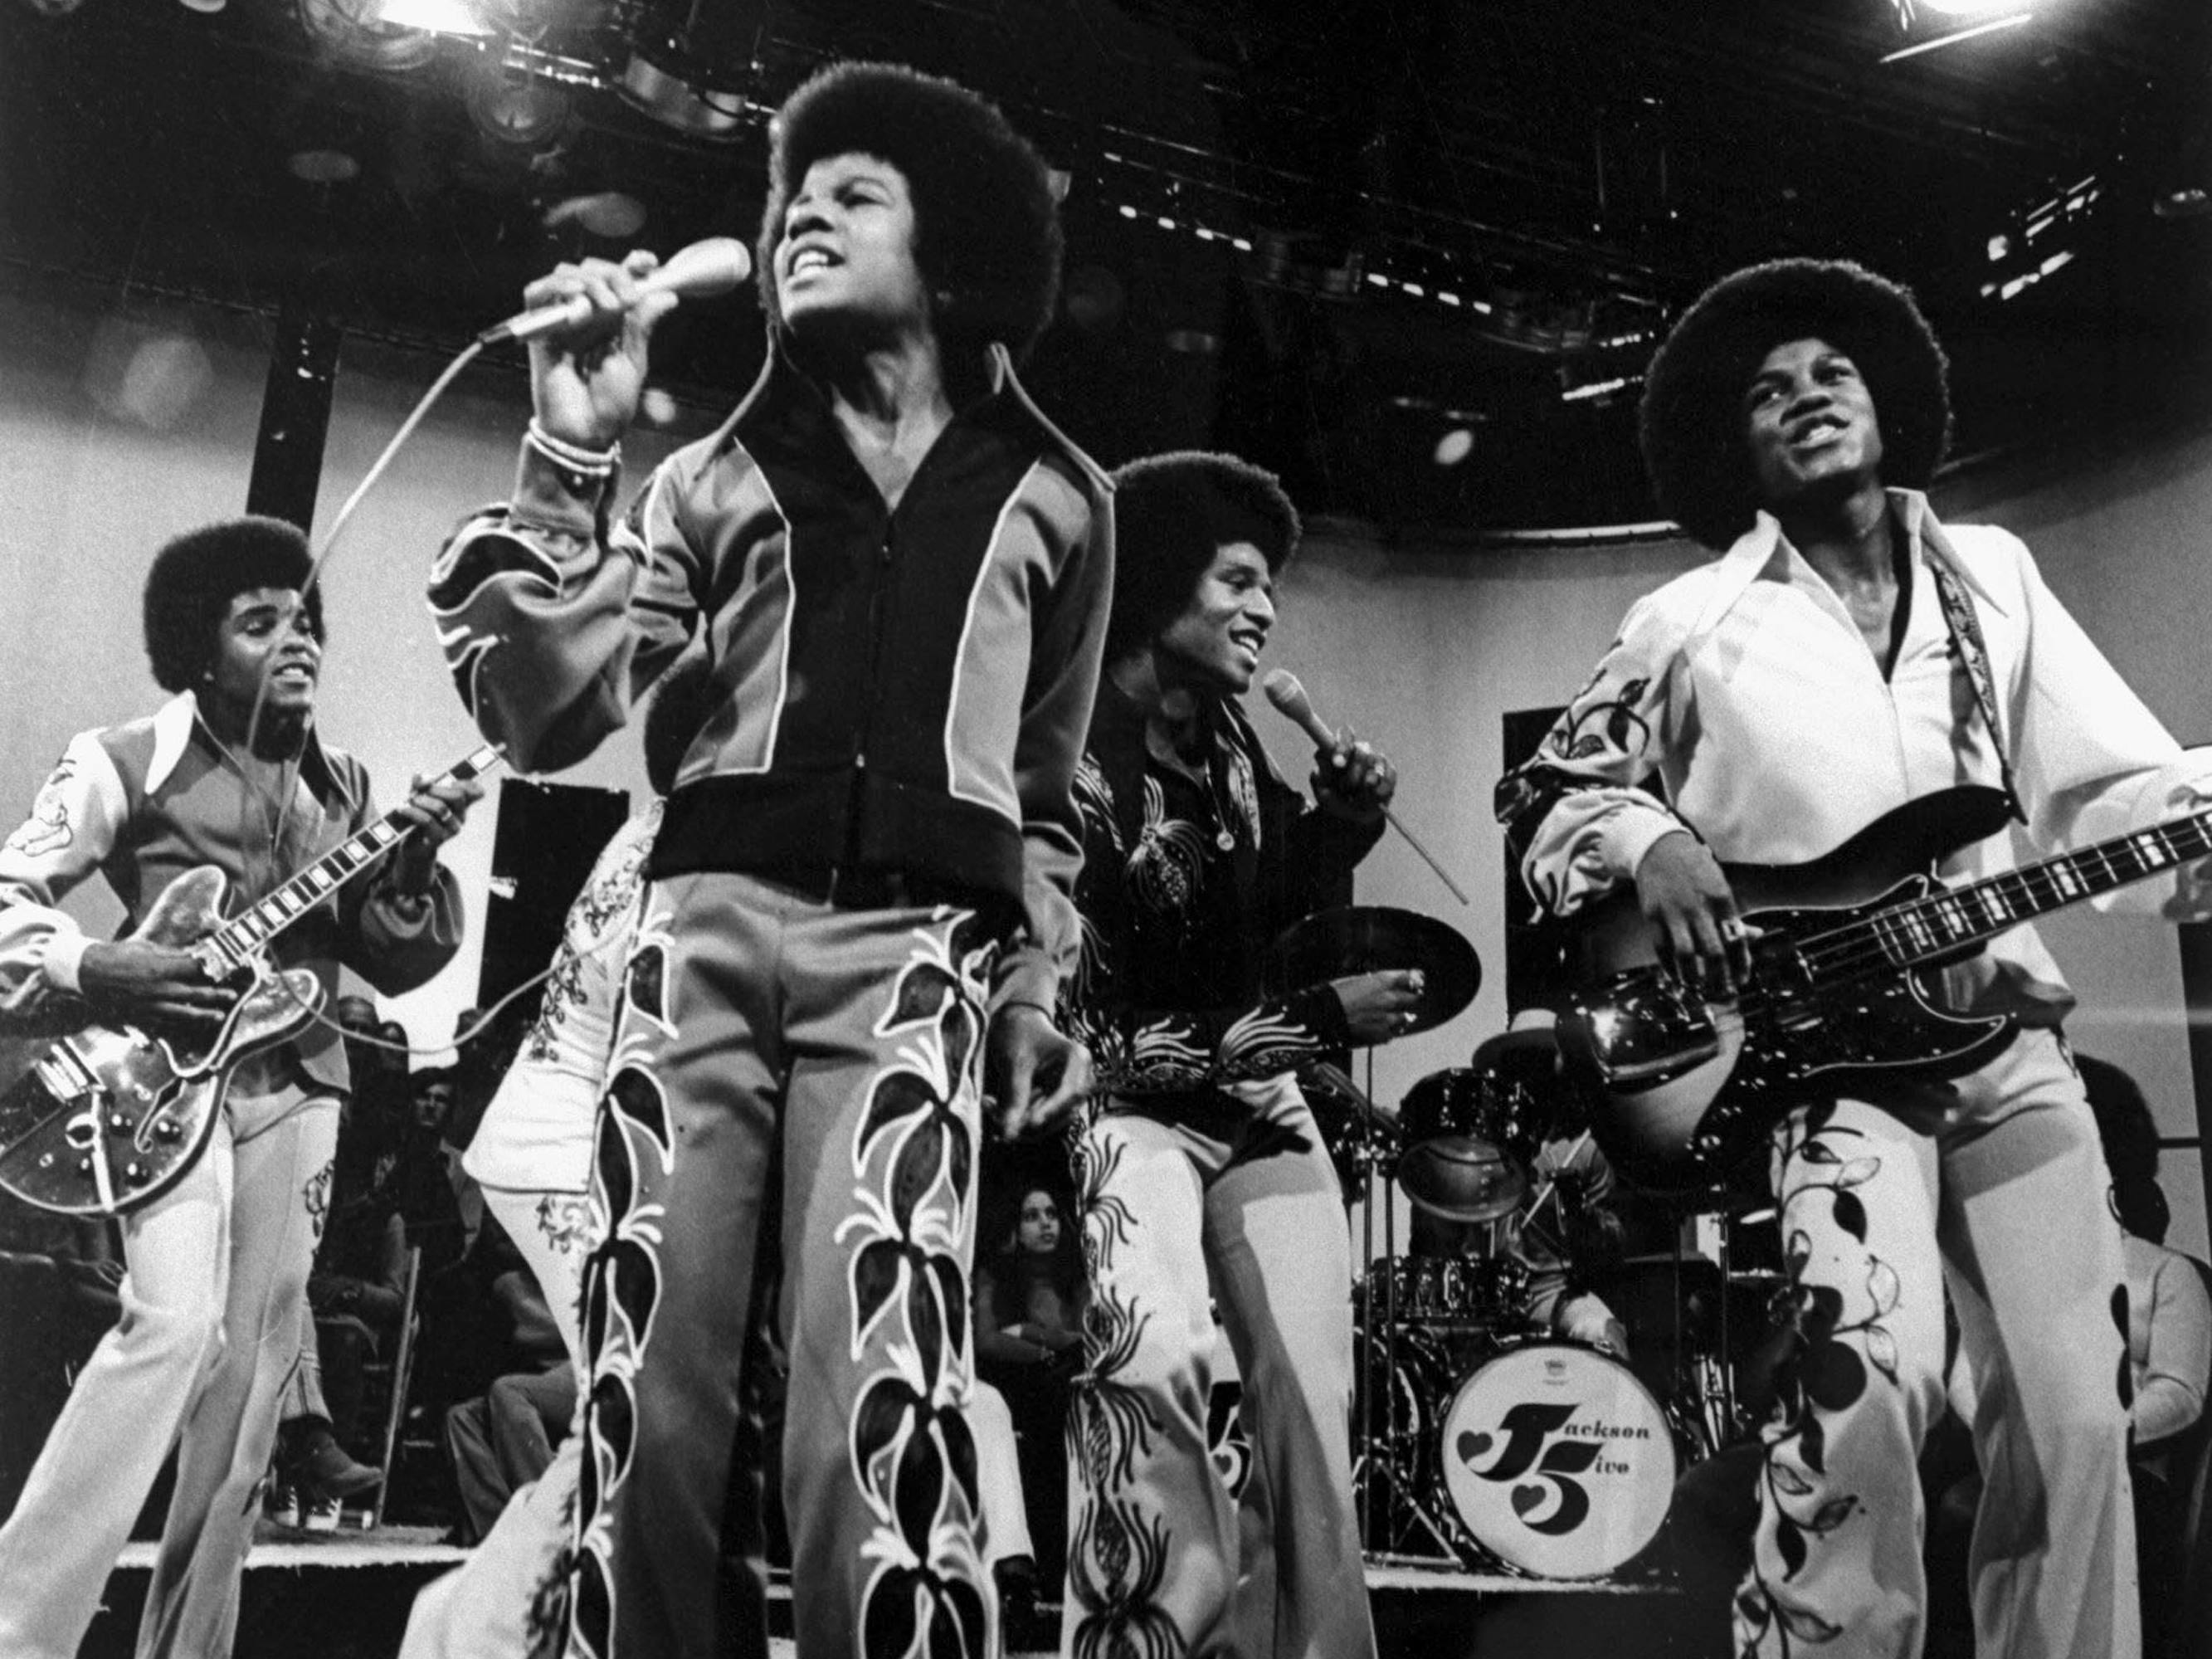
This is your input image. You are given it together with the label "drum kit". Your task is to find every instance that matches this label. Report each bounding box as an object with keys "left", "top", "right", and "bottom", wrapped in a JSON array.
[{"left": 1277, "top": 905, "right": 1723, "bottom": 1582}]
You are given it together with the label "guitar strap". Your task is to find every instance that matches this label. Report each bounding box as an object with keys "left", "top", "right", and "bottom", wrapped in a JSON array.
[{"left": 1926, "top": 549, "right": 2028, "bottom": 826}]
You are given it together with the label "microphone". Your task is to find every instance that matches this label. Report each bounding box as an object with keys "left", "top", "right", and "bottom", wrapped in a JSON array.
[
  {"left": 478, "top": 237, "right": 753, "bottom": 346},
  {"left": 1259, "top": 668, "right": 1471, "bottom": 908},
  {"left": 1262, "top": 670, "right": 1338, "bottom": 750}
]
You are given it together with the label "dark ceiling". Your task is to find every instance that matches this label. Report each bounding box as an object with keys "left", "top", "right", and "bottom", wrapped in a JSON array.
[{"left": 6, "top": 0, "right": 2212, "bottom": 534}]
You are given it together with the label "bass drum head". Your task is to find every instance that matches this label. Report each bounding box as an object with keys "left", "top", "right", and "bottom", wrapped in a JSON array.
[{"left": 1439, "top": 1339, "right": 1676, "bottom": 1578}]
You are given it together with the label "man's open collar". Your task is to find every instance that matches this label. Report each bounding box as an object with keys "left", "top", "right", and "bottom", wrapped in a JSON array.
[
  {"left": 1686, "top": 487, "right": 2008, "bottom": 642},
  {"left": 717, "top": 333, "right": 1111, "bottom": 495},
  {"left": 149, "top": 690, "right": 351, "bottom": 808}
]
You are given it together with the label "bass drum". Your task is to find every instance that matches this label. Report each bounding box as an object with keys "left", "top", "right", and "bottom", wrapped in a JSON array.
[{"left": 1438, "top": 1339, "right": 1676, "bottom": 1579}]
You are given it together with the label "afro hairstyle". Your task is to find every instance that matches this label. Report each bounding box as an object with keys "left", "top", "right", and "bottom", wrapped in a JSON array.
[
  {"left": 142, "top": 516, "right": 324, "bottom": 695},
  {"left": 757, "top": 61, "right": 1063, "bottom": 363},
  {"left": 1638, "top": 258, "right": 1951, "bottom": 551},
  {"left": 1106, "top": 450, "right": 1300, "bottom": 665}
]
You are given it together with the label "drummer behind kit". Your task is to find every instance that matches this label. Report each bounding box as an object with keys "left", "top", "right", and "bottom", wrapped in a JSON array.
[
  {"left": 1343, "top": 1011, "right": 1692, "bottom": 1580},
  {"left": 1268, "top": 907, "right": 1713, "bottom": 1581}
]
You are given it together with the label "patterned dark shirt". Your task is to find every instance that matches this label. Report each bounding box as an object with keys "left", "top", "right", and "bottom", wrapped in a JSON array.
[{"left": 1064, "top": 676, "right": 1381, "bottom": 1101}]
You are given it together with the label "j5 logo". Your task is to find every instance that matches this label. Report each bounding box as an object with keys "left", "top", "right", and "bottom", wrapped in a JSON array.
[{"left": 1453, "top": 1402, "right": 1603, "bottom": 1536}]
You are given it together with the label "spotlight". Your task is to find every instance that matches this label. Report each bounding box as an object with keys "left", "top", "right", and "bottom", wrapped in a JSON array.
[
  {"left": 2154, "top": 185, "right": 2212, "bottom": 220},
  {"left": 296, "top": 0, "right": 440, "bottom": 72},
  {"left": 375, "top": 0, "right": 487, "bottom": 31},
  {"left": 467, "top": 69, "right": 572, "bottom": 147},
  {"left": 1434, "top": 428, "right": 1475, "bottom": 467}
]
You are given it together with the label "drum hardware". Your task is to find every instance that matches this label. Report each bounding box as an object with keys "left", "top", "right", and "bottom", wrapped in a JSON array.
[
  {"left": 1352, "top": 1320, "right": 1469, "bottom": 1562},
  {"left": 1297, "top": 1059, "right": 1401, "bottom": 1206},
  {"left": 1266, "top": 906, "right": 1480, "bottom": 1045},
  {"left": 1358, "top": 1255, "right": 1530, "bottom": 1328},
  {"left": 1395, "top": 1066, "right": 1536, "bottom": 1223}
]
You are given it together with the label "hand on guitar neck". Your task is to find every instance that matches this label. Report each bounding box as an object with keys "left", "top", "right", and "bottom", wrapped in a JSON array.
[
  {"left": 76, "top": 939, "right": 230, "bottom": 1039},
  {"left": 1635, "top": 830, "right": 1756, "bottom": 997}
]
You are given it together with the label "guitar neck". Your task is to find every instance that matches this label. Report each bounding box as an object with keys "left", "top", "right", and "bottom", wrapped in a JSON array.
[
  {"left": 198, "top": 744, "right": 504, "bottom": 973},
  {"left": 1822, "top": 803, "right": 2212, "bottom": 977}
]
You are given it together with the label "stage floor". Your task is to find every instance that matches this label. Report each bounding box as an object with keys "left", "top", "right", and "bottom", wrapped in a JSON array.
[{"left": 90, "top": 1528, "right": 1727, "bottom": 1657}]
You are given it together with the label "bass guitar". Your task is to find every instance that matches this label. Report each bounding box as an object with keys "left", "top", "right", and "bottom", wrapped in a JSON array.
[
  {"left": 0, "top": 744, "right": 504, "bottom": 1216},
  {"left": 1561, "top": 783, "right": 2212, "bottom": 1195}
]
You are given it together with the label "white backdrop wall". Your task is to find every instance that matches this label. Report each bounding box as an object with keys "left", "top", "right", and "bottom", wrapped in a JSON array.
[{"left": 2, "top": 282, "right": 2207, "bottom": 1252}]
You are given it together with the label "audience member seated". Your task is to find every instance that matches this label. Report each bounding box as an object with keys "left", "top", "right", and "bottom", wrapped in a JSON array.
[
  {"left": 972, "top": 1181, "right": 1087, "bottom": 1609},
  {"left": 356, "top": 1015, "right": 416, "bottom": 1183},
  {"left": 394, "top": 1066, "right": 468, "bottom": 1271},
  {"left": 438, "top": 1003, "right": 523, "bottom": 1254},
  {"left": 442, "top": 1267, "right": 572, "bottom": 1542}
]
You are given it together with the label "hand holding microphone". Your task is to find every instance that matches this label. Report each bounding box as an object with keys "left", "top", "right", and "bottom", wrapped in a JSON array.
[
  {"left": 1263, "top": 669, "right": 1471, "bottom": 908},
  {"left": 491, "top": 239, "right": 753, "bottom": 451},
  {"left": 482, "top": 238, "right": 753, "bottom": 345},
  {"left": 1262, "top": 669, "right": 1395, "bottom": 818}
]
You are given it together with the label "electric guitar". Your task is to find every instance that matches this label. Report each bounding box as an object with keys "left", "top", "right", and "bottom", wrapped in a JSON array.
[
  {"left": 0, "top": 744, "right": 504, "bottom": 1217},
  {"left": 1561, "top": 784, "right": 2212, "bottom": 1195}
]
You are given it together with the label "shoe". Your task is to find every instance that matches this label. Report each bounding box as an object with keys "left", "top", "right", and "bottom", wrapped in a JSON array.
[
  {"left": 301, "top": 1491, "right": 343, "bottom": 1533},
  {"left": 264, "top": 1479, "right": 302, "bottom": 1530},
  {"left": 296, "top": 1430, "right": 383, "bottom": 1500}
]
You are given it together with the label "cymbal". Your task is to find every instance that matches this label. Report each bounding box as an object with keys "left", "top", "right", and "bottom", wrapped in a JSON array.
[{"left": 1269, "top": 905, "right": 1479, "bottom": 1042}]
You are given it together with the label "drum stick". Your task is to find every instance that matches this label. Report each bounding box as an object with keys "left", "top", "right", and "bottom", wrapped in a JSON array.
[{"left": 1261, "top": 671, "right": 1472, "bottom": 908}]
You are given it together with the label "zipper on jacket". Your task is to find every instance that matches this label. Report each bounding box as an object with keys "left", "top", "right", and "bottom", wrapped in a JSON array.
[{"left": 841, "top": 529, "right": 899, "bottom": 865}]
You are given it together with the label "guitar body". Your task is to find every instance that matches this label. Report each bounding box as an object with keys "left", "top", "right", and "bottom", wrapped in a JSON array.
[
  {"left": 0, "top": 866, "right": 322, "bottom": 1216},
  {"left": 1561, "top": 786, "right": 2021, "bottom": 1196}
]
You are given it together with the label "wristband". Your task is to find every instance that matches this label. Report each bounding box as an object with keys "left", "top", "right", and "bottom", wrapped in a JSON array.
[{"left": 525, "top": 420, "right": 621, "bottom": 481}]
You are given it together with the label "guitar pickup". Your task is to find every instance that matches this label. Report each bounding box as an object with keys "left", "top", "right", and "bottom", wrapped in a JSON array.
[{"left": 1566, "top": 973, "right": 1723, "bottom": 1088}]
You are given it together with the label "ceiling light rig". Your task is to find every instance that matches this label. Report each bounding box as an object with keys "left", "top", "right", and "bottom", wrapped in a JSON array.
[
  {"left": 1979, "top": 173, "right": 2098, "bottom": 301},
  {"left": 617, "top": 0, "right": 769, "bottom": 139},
  {"left": 1880, "top": 0, "right": 2034, "bottom": 65}
]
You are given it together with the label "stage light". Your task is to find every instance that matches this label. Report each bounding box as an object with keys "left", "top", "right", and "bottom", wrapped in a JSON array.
[
  {"left": 1880, "top": 11, "right": 2031, "bottom": 62},
  {"left": 297, "top": 0, "right": 440, "bottom": 71},
  {"left": 1434, "top": 428, "right": 1475, "bottom": 467},
  {"left": 374, "top": 0, "right": 487, "bottom": 32},
  {"left": 467, "top": 69, "right": 572, "bottom": 146},
  {"left": 2154, "top": 185, "right": 2212, "bottom": 220},
  {"left": 1561, "top": 375, "right": 1634, "bottom": 404},
  {"left": 1921, "top": 0, "right": 2028, "bottom": 12}
]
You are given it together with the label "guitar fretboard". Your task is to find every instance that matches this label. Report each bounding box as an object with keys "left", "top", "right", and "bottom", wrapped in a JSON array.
[
  {"left": 197, "top": 744, "right": 504, "bottom": 974},
  {"left": 1806, "top": 806, "right": 2212, "bottom": 982}
]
